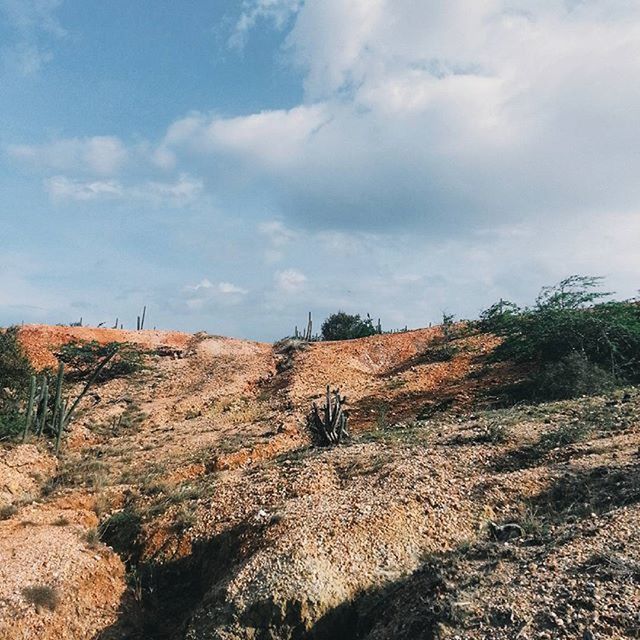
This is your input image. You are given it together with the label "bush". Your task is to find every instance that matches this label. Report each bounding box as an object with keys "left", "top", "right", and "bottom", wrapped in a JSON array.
[
  {"left": 421, "top": 343, "right": 459, "bottom": 363},
  {"left": 99, "top": 508, "right": 142, "bottom": 556},
  {"left": 530, "top": 352, "right": 614, "bottom": 400},
  {"left": 57, "top": 340, "right": 145, "bottom": 381},
  {"left": 0, "top": 327, "right": 34, "bottom": 440},
  {"left": 321, "top": 312, "right": 378, "bottom": 341},
  {"left": 480, "top": 276, "right": 640, "bottom": 401}
]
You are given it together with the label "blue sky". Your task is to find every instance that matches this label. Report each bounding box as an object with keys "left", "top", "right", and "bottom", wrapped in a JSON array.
[{"left": 1, "top": 0, "right": 639, "bottom": 340}]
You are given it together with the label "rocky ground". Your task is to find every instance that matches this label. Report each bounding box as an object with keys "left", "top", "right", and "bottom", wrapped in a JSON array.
[{"left": 0, "top": 324, "right": 638, "bottom": 639}]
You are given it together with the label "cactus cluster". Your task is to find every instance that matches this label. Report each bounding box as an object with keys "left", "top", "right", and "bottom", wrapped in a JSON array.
[
  {"left": 136, "top": 305, "right": 147, "bottom": 331},
  {"left": 21, "top": 350, "right": 117, "bottom": 455},
  {"left": 293, "top": 312, "right": 316, "bottom": 341},
  {"left": 22, "top": 363, "right": 66, "bottom": 452},
  {"left": 310, "top": 385, "right": 349, "bottom": 446}
]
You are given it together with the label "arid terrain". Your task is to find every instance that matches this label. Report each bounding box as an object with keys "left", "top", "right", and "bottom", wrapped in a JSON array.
[{"left": 0, "top": 324, "right": 638, "bottom": 639}]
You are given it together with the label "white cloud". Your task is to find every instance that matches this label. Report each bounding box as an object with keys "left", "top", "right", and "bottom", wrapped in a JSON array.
[
  {"left": 186, "top": 279, "right": 248, "bottom": 295},
  {"left": 160, "top": 105, "right": 330, "bottom": 172},
  {"left": 185, "top": 279, "right": 214, "bottom": 292},
  {"left": 0, "top": 0, "right": 67, "bottom": 75},
  {"left": 218, "top": 281, "right": 249, "bottom": 295},
  {"left": 258, "top": 220, "right": 297, "bottom": 263},
  {"left": 258, "top": 220, "right": 296, "bottom": 246},
  {"left": 229, "top": 0, "right": 302, "bottom": 50},
  {"left": 183, "top": 279, "right": 249, "bottom": 313},
  {"left": 275, "top": 268, "right": 307, "bottom": 293},
  {"left": 45, "top": 176, "right": 123, "bottom": 201},
  {"left": 130, "top": 174, "right": 203, "bottom": 207},
  {"left": 10, "top": 136, "right": 128, "bottom": 176},
  {"left": 151, "top": 0, "right": 640, "bottom": 234},
  {"left": 0, "top": 0, "right": 67, "bottom": 37},
  {"left": 45, "top": 173, "right": 203, "bottom": 207}
]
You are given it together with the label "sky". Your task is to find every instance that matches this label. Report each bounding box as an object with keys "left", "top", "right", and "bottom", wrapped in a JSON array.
[{"left": 1, "top": 0, "right": 639, "bottom": 341}]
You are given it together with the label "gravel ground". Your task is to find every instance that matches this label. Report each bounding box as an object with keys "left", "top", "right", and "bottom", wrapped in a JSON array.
[{"left": 0, "top": 325, "right": 637, "bottom": 639}]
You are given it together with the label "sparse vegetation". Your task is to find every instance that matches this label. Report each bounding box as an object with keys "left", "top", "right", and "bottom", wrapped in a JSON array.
[
  {"left": 481, "top": 421, "right": 510, "bottom": 444},
  {"left": 420, "top": 342, "right": 459, "bottom": 363},
  {"left": 85, "top": 527, "right": 100, "bottom": 548},
  {"left": 0, "top": 504, "right": 18, "bottom": 520},
  {"left": 100, "top": 507, "right": 142, "bottom": 557},
  {"left": 57, "top": 340, "right": 146, "bottom": 382},
  {"left": 22, "top": 585, "right": 60, "bottom": 612},
  {"left": 273, "top": 337, "right": 309, "bottom": 372},
  {"left": 536, "top": 419, "right": 592, "bottom": 451}
]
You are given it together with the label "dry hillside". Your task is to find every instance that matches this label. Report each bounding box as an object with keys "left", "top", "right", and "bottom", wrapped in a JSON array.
[{"left": 0, "top": 324, "right": 637, "bottom": 639}]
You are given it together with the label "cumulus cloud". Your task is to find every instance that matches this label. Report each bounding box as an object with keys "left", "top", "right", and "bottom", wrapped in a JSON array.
[
  {"left": 158, "top": 104, "right": 330, "bottom": 172},
  {"left": 257, "top": 220, "right": 297, "bottom": 263},
  {"left": 154, "top": 0, "right": 640, "bottom": 234}
]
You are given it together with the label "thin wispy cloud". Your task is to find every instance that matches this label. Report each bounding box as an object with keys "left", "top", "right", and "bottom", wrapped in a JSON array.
[
  {"left": 275, "top": 268, "right": 307, "bottom": 293},
  {"left": 10, "top": 136, "right": 128, "bottom": 175},
  {"left": 0, "top": 0, "right": 67, "bottom": 74},
  {"left": 228, "top": 0, "right": 302, "bottom": 50},
  {"left": 45, "top": 174, "right": 203, "bottom": 207}
]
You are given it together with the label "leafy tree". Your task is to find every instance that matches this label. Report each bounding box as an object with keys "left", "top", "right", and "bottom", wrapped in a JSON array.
[
  {"left": 321, "top": 312, "right": 378, "bottom": 341},
  {"left": 535, "top": 275, "right": 611, "bottom": 310}
]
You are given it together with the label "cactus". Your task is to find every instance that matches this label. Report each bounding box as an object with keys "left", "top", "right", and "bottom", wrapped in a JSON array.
[
  {"left": 51, "top": 363, "right": 64, "bottom": 438},
  {"left": 36, "top": 377, "right": 49, "bottom": 436},
  {"left": 305, "top": 312, "right": 312, "bottom": 341},
  {"left": 21, "top": 375, "right": 37, "bottom": 442},
  {"left": 54, "top": 398, "right": 68, "bottom": 455},
  {"left": 310, "top": 385, "right": 349, "bottom": 446},
  {"left": 140, "top": 305, "right": 146, "bottom": 330}
]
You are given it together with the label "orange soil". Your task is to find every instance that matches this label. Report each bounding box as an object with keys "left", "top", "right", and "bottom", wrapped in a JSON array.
[{"left": 17, "top": 324, "right": 192, "bottom": 370}]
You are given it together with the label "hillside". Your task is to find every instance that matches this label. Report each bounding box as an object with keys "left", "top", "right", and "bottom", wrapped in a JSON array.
[{"left": 0, "top": 324, "right": 638, "bottom": 639}]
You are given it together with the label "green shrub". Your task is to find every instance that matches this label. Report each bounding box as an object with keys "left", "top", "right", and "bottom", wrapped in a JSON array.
[
  {"left": 0, "top": 327, "right": 34, "bottom": 440},
  {"left": 321, "top": 312, "right": 378, "bottom": 341},
  {"left": 421, "top": 343, "right": 459, "bottom": 363},
  {"left": 57, "top": 340, "right": 145, "bottom": 381},
  {"left": 536, "top": 420, "right": 592, "bottom": 451},
  {"left": 100, "top": 508, "right": 142, "bottom": 556},
  {"left": 530, "top": 352, "right": 615, "bottom": 400},
  {"left": 480, "top": 276, "right": 640, "bottom": 400}
]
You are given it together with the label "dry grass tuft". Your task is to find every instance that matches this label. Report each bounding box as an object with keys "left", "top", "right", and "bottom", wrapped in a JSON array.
[{"left": 22, "top": 585, "right": 60, "bottom": 612}]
